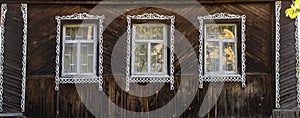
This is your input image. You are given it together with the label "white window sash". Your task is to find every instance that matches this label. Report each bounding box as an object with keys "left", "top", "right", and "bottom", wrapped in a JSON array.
[
  {"left": 131, "top": 24, "right": 168, "bottom": 75},
  {"left": 204, "top": 23, "right": 238, "bottom": 75},
  {"left": 61, "top": 24, "right": 97, "bottom": 76}
]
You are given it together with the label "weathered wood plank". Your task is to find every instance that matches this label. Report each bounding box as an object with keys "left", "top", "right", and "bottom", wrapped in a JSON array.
[
  {"left": 279, "top": 0, "right": 298, "bottom": 109},
  {"left": 3, "top": 4, "right": 23, "bottom": 113},
  {"left": 25, "top": 75, "right": 274, "bottom": 117}
]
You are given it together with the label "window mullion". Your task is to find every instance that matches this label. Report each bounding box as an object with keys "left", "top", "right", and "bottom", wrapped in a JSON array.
[
  {"left": 131, "top": 26, "right": 136, "bottom": 75},
  {"left": 148, "top": 42, "right": 151, "bottom": 74},
  {"left": 62, "top": 26, "right": 66, "bottom": 75},
  {"left": 164, "top": 25, "right": 167, "bottom": 74},
  {"left": 77, "top": 42, "right": 81, "bottom": 76},
  {"left": 93, "top": 26, "right": 97, "bottom": 76},
  {"left": 219, "top": 40, "right": 222, "bottom": 73}
]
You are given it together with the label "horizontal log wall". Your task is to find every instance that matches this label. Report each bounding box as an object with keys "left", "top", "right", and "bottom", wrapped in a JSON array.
[{"left": 23, "top": 1, "right": 276, "bottom": 118}]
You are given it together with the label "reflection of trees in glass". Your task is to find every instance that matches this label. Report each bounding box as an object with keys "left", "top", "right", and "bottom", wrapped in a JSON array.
[
  {"left": 205, "top": 24, "right": 237, "bottom": 74},
  {"left": 135, "top": 25, "right": 164, "bottom": 40},
  {"left": 151, "top": 43, "right": 163, "bottom": 72},
  {"left": 222, "top": 43, "right": 236, "bottom": 72},
  {"left": 65, "top": 26, "right": 94, "bottom": 40},
  {"left": 133, "top": 24, "right": 166, "bottom": 74},
  {"left": 206, "top": 41, "right": 219, "bottom": 72},
  {"left": 134, "top": 43, "right": 148, "bottom": 73},
  {"left": 206, "top": 24, "right": 235, "bottom": 39}
]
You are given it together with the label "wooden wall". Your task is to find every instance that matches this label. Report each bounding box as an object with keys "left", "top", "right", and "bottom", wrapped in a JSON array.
[{"left": 0, "top": 1, "right": 277, "bottom": 117}]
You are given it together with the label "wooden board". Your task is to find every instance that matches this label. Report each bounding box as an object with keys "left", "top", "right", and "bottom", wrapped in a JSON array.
[{"left": 3, "top": 4, "right": 23, "bottom": 113}]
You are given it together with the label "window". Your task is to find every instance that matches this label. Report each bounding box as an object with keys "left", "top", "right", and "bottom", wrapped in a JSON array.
[
  {"left": 126, "top": 13, "right": 175, "bottom": 91},
  {"left": 131, "top": 24, "right": 168, "bottom": 77},
  {"left": 62, "top": 24, "right": 97, "bottom": 76},
  {"left": 55, "top": 13, "right": 105, "bottom": 91},
  {"left": 204, "top": 24, "right": 237, "bottom": 75},
  {"left": 198, "top": 13, "right": 246, "bottom": 88}
]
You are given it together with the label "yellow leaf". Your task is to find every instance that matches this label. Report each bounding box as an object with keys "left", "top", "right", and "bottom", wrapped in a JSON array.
[{"left": 290, "top": 12, "right": 299, "bottom": 19}]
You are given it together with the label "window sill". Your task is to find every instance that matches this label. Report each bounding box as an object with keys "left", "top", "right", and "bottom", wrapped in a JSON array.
[
  {"left": 203, "top": 74, "right": 241, "bottom": 78},
  {"left": 131, "top": 74, "right": 169, "bottom": 78},
  {"left": 59, "top": 76, "right": 100, "bottom": 84}
]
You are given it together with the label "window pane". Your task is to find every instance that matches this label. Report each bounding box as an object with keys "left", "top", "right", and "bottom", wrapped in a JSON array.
[
  {"left": 206, "top": 41, "right": 220, "bottom": 72},
  {"left": 151, "top": 43, "right": 164, "bottom": 73},
  {"left": 65, "top": 27, "right": 72, "bottom": 40},
  {"left": 222, "top": 42, "right": 237, "bottom": 72},
  {"left": 64, "top": 43, "right": 77, "bottom": 73},
  {"left": 134, "top": 43, "right": 148, "bottom": 73},
  {"left": 135, "top": 25, "right": 148, "bottom": 40},
  {"left": 65, "top": 25, "right": 94, "bottom": 40},
  {"left": 150, "top": 26, "right": 164, "bottom": 40},
  {"left": 80, "top": 43, "right": 94, "bottom": 73},
  {"left": 135, "top": 25, "right": 164, "bottom": 40},
  {"left": 205, "top": 24, "right": 236, "bottom": 39}
]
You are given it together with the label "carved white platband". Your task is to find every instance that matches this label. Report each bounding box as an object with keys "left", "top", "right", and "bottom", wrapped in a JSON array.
[
  {"left": 21, "top": 3, "right": 27, "bottom": 113},
  {"left": 55, "top": 13, "right": 105, "bottom": 91},
  {"left": 298, "top": 16, "right": 300, "bottom": 109},
  {"left": 275, "top": 1, "right": 281, "bottom": 109},
  {"left": 198, "top": 13, "right": 247, "bottom": 88},
  {"left": 0, "top": 4, "right": 7, "bottom": 112},
  {"left": 125, "top": 13, "right": 175, "bottom": 91}
]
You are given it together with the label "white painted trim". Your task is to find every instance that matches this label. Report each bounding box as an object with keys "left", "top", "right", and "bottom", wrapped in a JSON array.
[
  {"left": 125, "top": 13, "right": 175, "bottom": 91},
  {"left": 0, "top": 3, "right": 7, "bottom": 112},
  {"left": 55, "top": 13, "right": 105, "bottom": 91},
  {"left": 21, "top": 3, "right": 27, "bottom": 113},
  {"left": 198, "top": 13, "right": 246, "bottom": 88},
  {"left": 275, "top": 1, "right": 281, "bottom": 109}
]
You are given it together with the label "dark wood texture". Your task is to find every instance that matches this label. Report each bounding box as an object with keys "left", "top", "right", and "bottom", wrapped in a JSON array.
[
  {"left": 273, "top": 109, "right": 300, "bottom": 118},
  {"left": 23, "top": 1, "right": 276, "bottom": 118},
  {"left": 3, "top": 4, "right": 23, "bottom": 113},
  {"left": 279, "top": 0, "right": 298, "bottom": 109},
  {"left": 25, "top": 75, "right": 274, "bottom": 118}
]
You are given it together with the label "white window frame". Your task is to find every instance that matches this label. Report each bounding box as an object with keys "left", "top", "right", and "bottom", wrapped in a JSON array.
[
  {"left": 275, "top": 0, "right": 281, "bottom": 109},
  {"left": 131, "top": 24, "right": 168, "bottom": 76},
  {"left": 126, "top": 13, "right": 175, "bottom": 91},
  {"left": 55, "top": 13, "right": 105, "bottom": 91},
  {"left": 204, "top": 24, "right": 238, "bottom": 75},
  {"left": 296, "top": 6, "right": 300, "bottom": 109},
  {"left": 61, "top": 24, "right": 97, "bottom": 77},
  {"left": 0, "top": 4, "right": 7, "bottom": 112},
  {"left": 198, "top": 13, "right": 246, "bottom": 89}
]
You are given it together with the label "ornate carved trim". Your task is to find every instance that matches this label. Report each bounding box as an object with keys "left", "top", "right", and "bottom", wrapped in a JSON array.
[
  {"left": 55, "top": 13, "right": 105, "bottom": 91},
  {"left": 60, "top": 77, "right": 100, "bottom": 84},
  {"left": 125, "top": 13, "right": 175, "bottom": 91},
  {"left": 55, "top": 13, "right": 103, "bottom": 20},
  {"left": 21, "top": 3, "right": 27, "bottom": 113},
  {"left": 275, "top": 1, "right": 281, "bottom": 109},
  {"left": 197, "top": 13, "right": 246, "bottom": 88},
  {"left": 295, "top": 3, "right": 300, "bottom": 109},
  {"left": 0, "top": 3, "right": 7, "bottom": 112}
]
